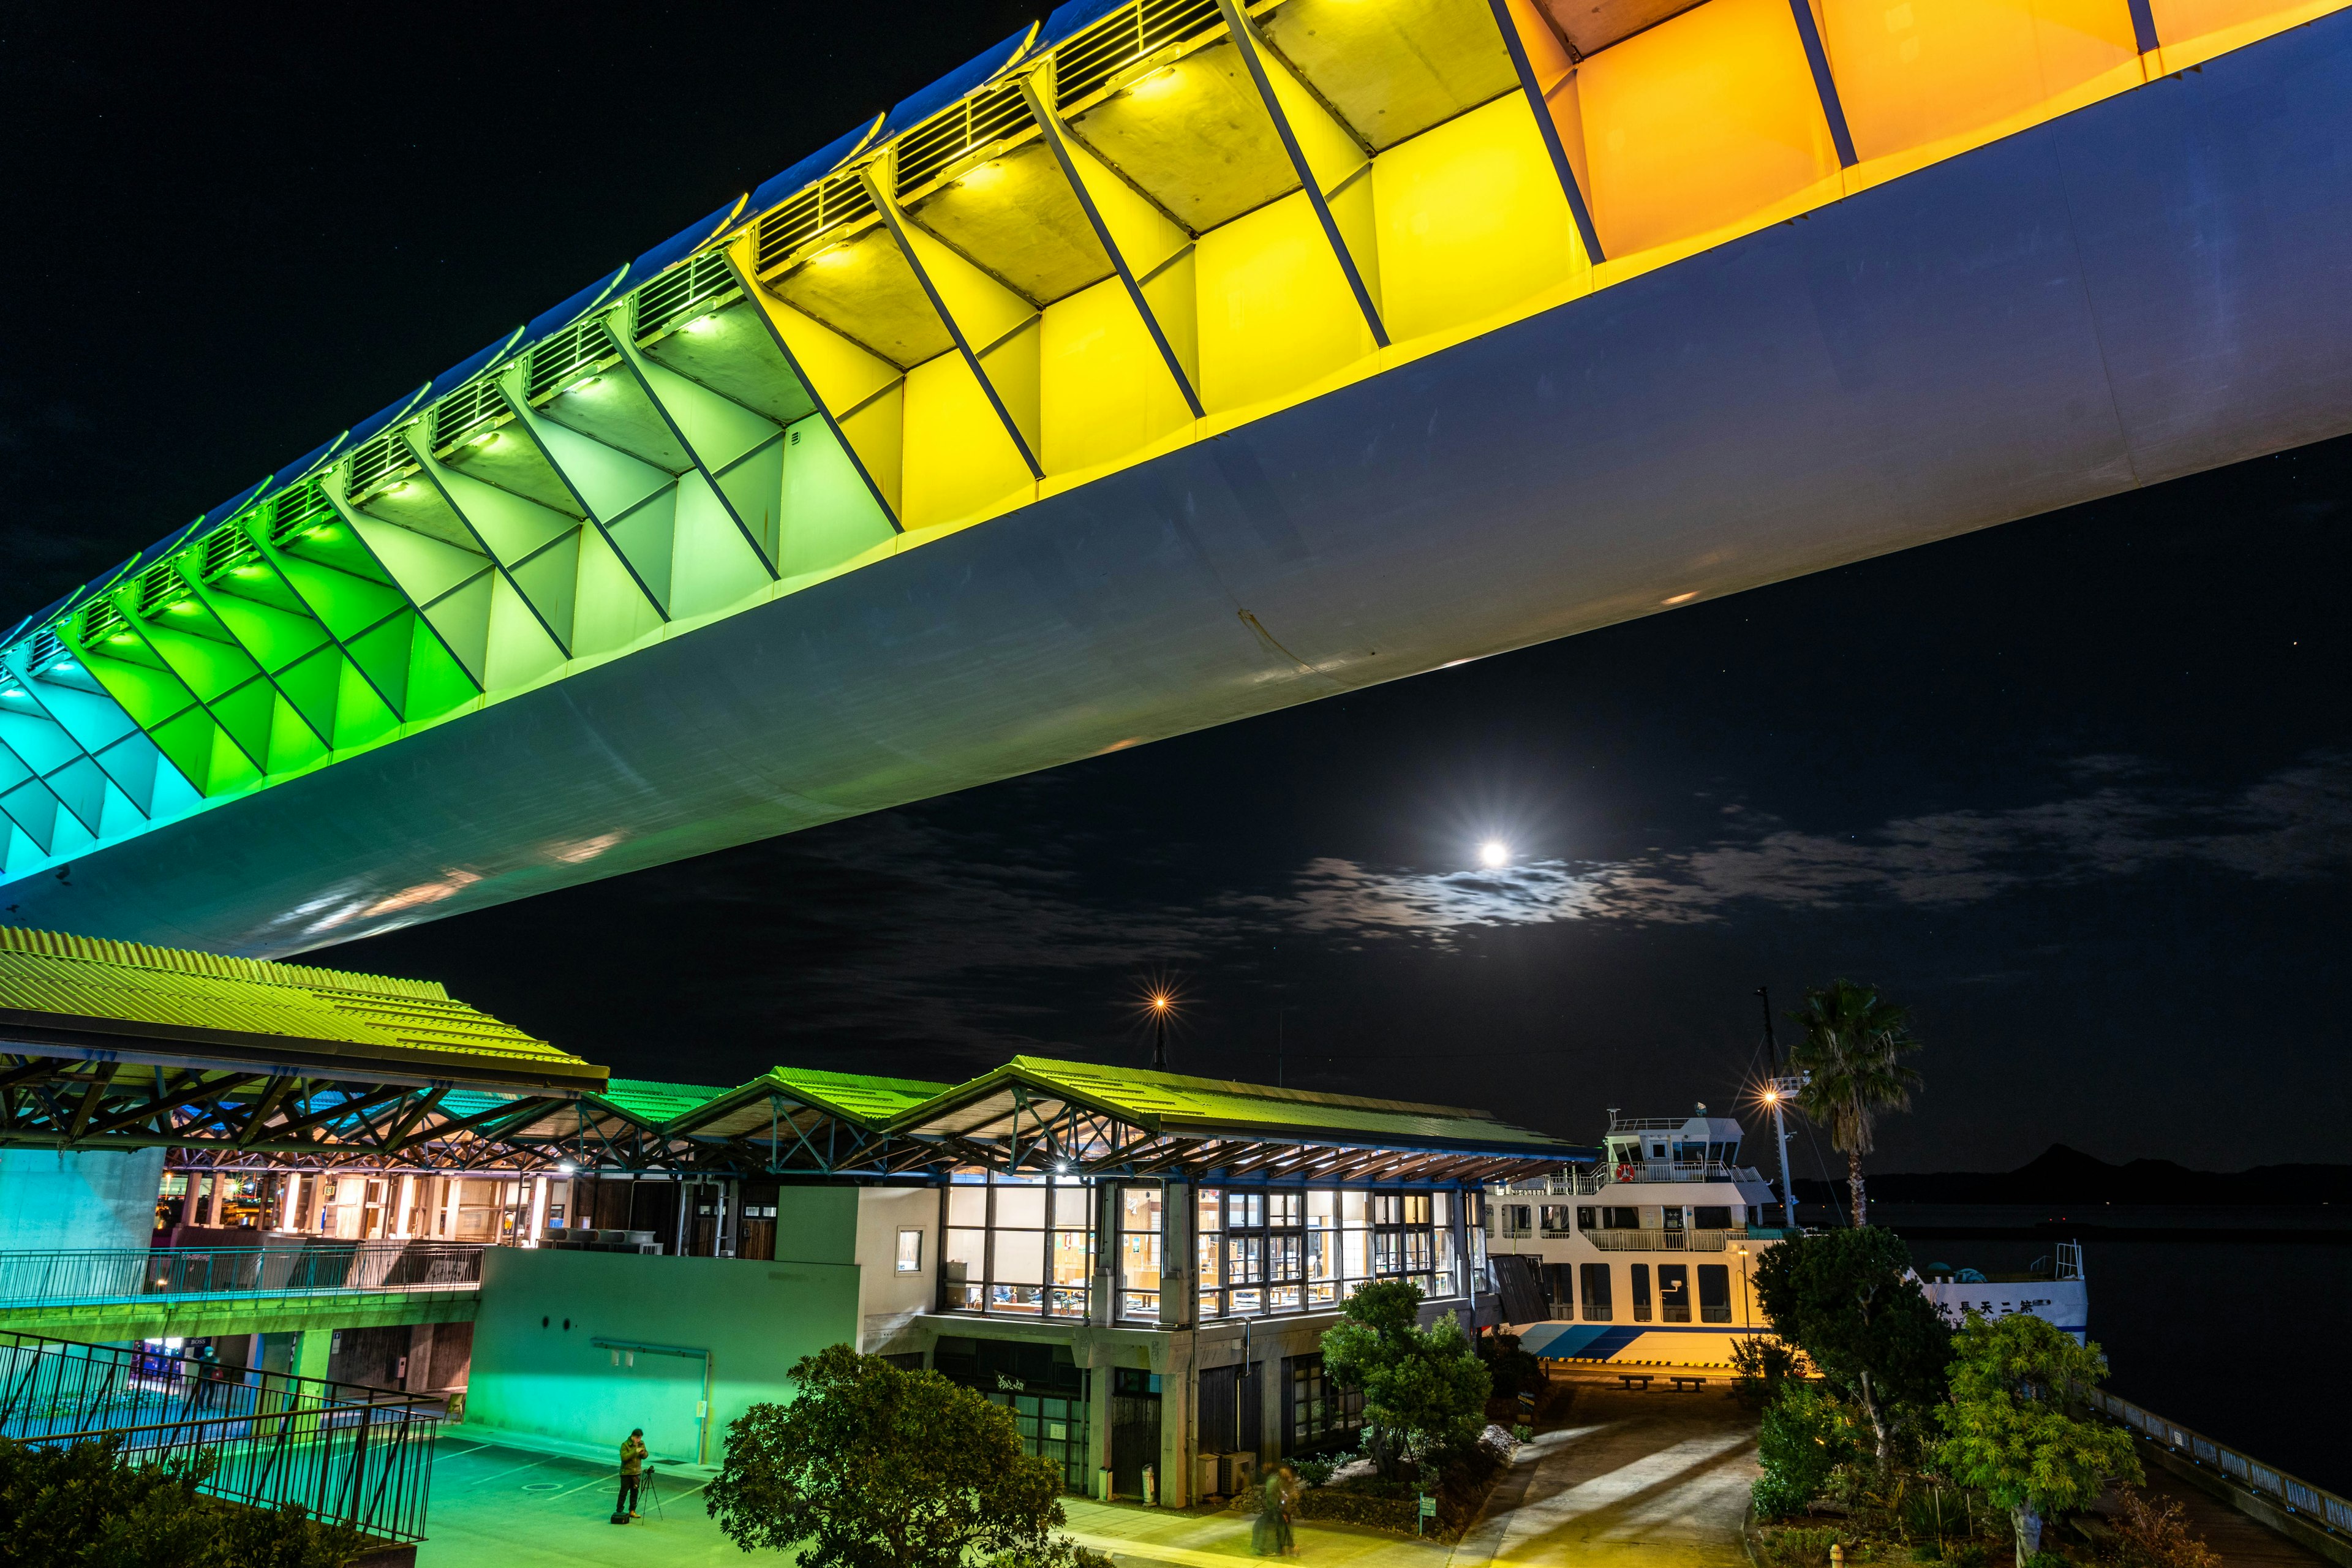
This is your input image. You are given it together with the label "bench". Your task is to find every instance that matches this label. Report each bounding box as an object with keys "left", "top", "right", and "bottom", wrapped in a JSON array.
[
  {"left": 1670, "top": 1376, "right": 1709, "bottom": 1392},
  {"left": 1617, "top": 1374, "right": 1653, "bottom": 1391}
]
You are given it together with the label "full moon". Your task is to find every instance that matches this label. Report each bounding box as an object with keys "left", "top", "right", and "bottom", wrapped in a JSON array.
[{"left": 1479, "top": 840, "right": 1509, "bottom": 869}]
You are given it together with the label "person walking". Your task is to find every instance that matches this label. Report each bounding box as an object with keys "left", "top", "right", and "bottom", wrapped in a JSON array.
[
  {"left": 614, "top": 1428, "right": 647, "bottom": 1522},
  {"left": 1275, "top": 1461, "right": 1301, "bottom": 1556},
  {"left": 1252, "top": 1464, "right": 1282, "bottom": 1556}
]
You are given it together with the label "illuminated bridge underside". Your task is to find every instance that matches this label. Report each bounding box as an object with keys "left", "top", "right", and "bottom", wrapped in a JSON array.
[{"left": 3, "top": 0, "right": 2350, "bottom": 953}]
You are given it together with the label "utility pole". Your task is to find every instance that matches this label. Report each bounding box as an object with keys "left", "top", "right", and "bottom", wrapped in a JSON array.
[{"left": 1757, "top": 986, "right": 1804, "bottom": 1230}]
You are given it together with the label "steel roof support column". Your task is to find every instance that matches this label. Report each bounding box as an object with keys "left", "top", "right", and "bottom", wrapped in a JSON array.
[
  {"left": 1215, "top": 0, "right": 1390, "bottom": 349},
  {"left": 603, "top": 319, "right": 786, "bottom": 580},
  {"left": 476, "top": 373, "right": 674, "bottom": 622},
  {"left": 398, "top": 429, "right": 578, "bottom": 660},
  {"left": 718, "top": 240, "right": 905, "bottom": 532},
  {"left": 860, "top": 160, "right": 1047, "bottom": 483},
  {"left": 1016, "top": 67, "right": 1205, "bottom": 420},
  {"left": 1482, "top": 0, "right": 1607, "bottom": 263}
]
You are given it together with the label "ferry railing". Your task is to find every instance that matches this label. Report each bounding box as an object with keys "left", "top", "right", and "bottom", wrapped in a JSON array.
[
  {"left": 2088, "top": 1387, "right": 2352, "bottom": 1544},
  {"left": 0, "top": 1330, "right": 440, "bottom": 1542},
  {"left": 1586, "top": 1227, "right": 1747, "bottom": 1252},
  {"left": 0, "top": 1243, "right": 484, "bottom": 1307}
]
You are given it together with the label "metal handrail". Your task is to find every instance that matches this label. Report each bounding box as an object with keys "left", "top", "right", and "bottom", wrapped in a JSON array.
[
  {"left": 0, "top": 1243, "right": 484, "bottom": 1306},
  {"left": 2090, "top": 1389, "right": 2352, "bottom": 1541},
  {"left": 0, "top": 1330, "right": 440, "bottom": 1541},
  {"left": 1585, "top": 1227, "right": 1747, "bottom": 1253}
]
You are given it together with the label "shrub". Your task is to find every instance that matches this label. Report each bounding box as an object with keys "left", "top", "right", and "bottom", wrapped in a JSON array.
[
  {"left": 1322, "top": 1281, "right": 1491, "bottom": 1477},
  {"left": 1293, "top": 1456, "right": 1339, "bottom": 1488},
  {"left": 2102, "top": 1491, "right": 2220, "bottom": 1568},
  {"left": 1753, "top": 1383, "right": 1861, "bottom": 1520},
  {"left": 1761, "top": 1525, "right": 1847, "bottom": 1565},
  {"left": 1732, "top": 1335, "right": 1809, "bottom": 1405},
  {"left": 0, "top": 1435, "right": 361, "bottom": 1567}
]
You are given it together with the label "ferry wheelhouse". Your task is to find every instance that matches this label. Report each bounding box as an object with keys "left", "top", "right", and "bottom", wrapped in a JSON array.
[
  {"left": 1919, "top": 1242, "right": 2089, "bottom": 1344},
  {"left": 1485, "top": 1107, "right": 1797, "bottom": 1367}
]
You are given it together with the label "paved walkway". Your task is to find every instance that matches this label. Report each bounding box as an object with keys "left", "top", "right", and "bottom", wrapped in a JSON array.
[
  {"left": 416, "top": 1383, "right": 1758, "bottom": 1568},
  {"left": 1449, "top": 1379, "right": 1758, "bottom": 1568}
]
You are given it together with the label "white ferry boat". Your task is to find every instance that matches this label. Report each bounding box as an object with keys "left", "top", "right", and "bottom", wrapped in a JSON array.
[
  {"left": 1487, "top": 1107, "right": 1796, "bottom": 1367},
  {"left": 1917, "top": 1241, "right": 2089, "bottom": 1344}
]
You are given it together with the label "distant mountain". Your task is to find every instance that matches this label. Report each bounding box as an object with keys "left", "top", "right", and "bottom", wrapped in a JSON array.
[{"left": 1792, "top": 1144, "right": 2352, "bottom": 1205}]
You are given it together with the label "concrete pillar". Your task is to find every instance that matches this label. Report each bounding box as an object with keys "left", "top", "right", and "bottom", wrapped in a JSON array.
[
  {"left": 1163, "top": 1182, "right": 1193, "bottom": 1331},
  {"left": 1159, "top": 1330, "right": 1194, "bottom": 1507},
  {"left": 0, "top": 1148, "right": 168, "bottom": 1250},
  {"left": 1260, "top": 1343, "right": 1284, "bottom": 1466},
  {"left": 292, "top": 1327, "right": 334, "bottom": 1384},
  {"left": 1084, "top": 1332, "right": 1114, "bottom": 1494}
]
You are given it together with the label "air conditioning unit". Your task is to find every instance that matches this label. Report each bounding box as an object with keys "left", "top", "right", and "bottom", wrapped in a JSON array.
[{"left": 1220, "top": 1452, "right": 1257, "bottom": 1496}]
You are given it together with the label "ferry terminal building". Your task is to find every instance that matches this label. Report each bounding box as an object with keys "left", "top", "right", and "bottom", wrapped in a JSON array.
[{"left": 0, "top": 926, "right": 1588, "bottom": 1502}]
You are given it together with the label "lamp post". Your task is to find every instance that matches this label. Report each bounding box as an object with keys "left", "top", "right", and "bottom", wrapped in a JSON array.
[
  {"left": 1736, "top": 1244, "right": 1754, "bottom": 1339},
  {"left": 1150, "top": 993, "right": 1172, "bottom": 1070}
]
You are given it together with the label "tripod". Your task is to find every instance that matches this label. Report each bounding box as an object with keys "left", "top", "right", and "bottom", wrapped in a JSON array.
[{"left": 638, "top": 1466, "right": 666, "bottom": 1521}]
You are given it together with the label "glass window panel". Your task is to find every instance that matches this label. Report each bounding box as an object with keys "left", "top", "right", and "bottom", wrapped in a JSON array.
[
  {"left": 1307, "top": 1231, "right": 1337, "bottom": 1281},
  {"left": 1053, "top": 1183, "right": 1093, "bottom": 1227},
  {"left": 1199, "top": 1288, "right": 1223, "bottom": 1317},
  {"left": 996, "top": 1185, "right": 1047, "bottom": 1229},
  {"left": 1052, "top": 1231, "right": 1091, "bottom": 1285},
  {"left": 1431, "top": 1191, "right": 1451, "bottom": 1226},
  {"left": 948, "top": 1187, "right": 986, "bottom": 1227},
  {"left": 1630, "top": 1264, "right": 1653, "bottom": 1323},
  {"left": 997, "top": 1229, "right": 1046, "bottom": 1284},
  {"left": 1580, "top": 1262, "right": 1612, "bottom": 1321},
  {"left": 1698, "top": 1264, "right": 1732, "bottom": 1323},
  {"left": 1308, "top": 1189, "right": 1336, "bottom": 1226},
  {"left": 1199, "top": 1187, "right": 1223, "bottom": 1234},
  {"left": 1403, "top": 1194, "right": 1430, "bottom": 1225},
  {"left": 1341, "top": 1190, "right": 1368, "bottom": 1226},
  {"left": 1342, "top": 1231, "right": 1368, "bottom": 1278},
  {"left": 1659, "top": 1264, "right": 1691, "bottom": 1323},
  {"left": 1197, "top": 1229, "right": 1220, "bottom": 1283},
  {"left": 1272, "top": 1234, "right": 1303, "bottom": 1281},
  {"left": 1268, "top": 1191, "right": 1301, "bottom": 1227},
  {"left": 1121, "top": 1186, "right": 1162, "bottom": 1232},
  {"left": 946, "top": 1228, "right": 985, "bottom": 1268},
  {"left": 1232, "top": 1286, "right": 1264, "bottom": 1316},
  {"left": 1121, "top": 1231, "right": 1161, "bottom": 1291}
]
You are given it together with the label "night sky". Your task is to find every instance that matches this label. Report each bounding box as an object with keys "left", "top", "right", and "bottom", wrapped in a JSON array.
[{"left": 6, "top": 6, "right": 2346, "bottom": 1178}]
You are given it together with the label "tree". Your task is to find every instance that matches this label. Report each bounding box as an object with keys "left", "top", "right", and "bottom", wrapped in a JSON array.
[
  {"left": 1788, "top": 979, "right": 1923, "bottom": 1227},
  {"left": 706, "top": 1344, "right": 1069, "bottom": 1568},
  {"left": 1936, "top": 1312, "right": 2141, "bottom": 1564},
  {"left": 1320, "top": 1280, "right": 1491, "bottom": 1478},
  {"left": 1751, "top": 1227, "right": 1950, "bottom": 1469}
]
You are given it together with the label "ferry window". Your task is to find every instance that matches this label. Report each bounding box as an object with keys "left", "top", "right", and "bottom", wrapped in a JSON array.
[
  {"left": 1697, "top": 1264, "right": 1731, "bottom": 1323},
  {"left": 1540, "top": 1205, "right": 1572, "bottom": 1237},
  {"left": 1650, "top": 1143, "right": 1667, "bottom": 1159},
  {"left": 1580, "top": 1263, "right": 1611, "bottom": 1321},
  {"left": 1576, "top": 1207, "right": 1596, "bottom": 1232},
  {"left": 1629, "top": 1264, "right": 1652, "bottom": 1322},
  {"left": 1604, "top": 1207, "right": 1640, "bottom": 1230},
  {"left": 1502, "top": 1204, "right": 1532, "bottom": 1238},
  {"left": 1694, "top": 1205, "right": 1733, "bottom": 1230},
  {"left": 1658, "top": 1264, "right": 1691, "bottom": 1323}
]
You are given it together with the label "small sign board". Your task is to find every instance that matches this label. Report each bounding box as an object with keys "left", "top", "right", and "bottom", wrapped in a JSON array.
[{"left": 1418, "top": 1494, "right": 1438, "bottom": 1517}]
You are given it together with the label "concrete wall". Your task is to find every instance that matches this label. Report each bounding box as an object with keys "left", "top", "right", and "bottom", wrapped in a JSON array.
[
  {"left": 0, "top": 1147, "right": 165, "bottom": 1250},
  {"left": 854, "top": 1186, "right": 935, "bottom": 1353},
  {"left": 465, "top": 1247, "right": 858, "bottom": 1468}
]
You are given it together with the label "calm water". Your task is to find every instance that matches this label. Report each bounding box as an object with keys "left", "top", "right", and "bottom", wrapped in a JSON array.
[{"left": 1875, "top": 1208, "right": 2352, "bottom": 1496}]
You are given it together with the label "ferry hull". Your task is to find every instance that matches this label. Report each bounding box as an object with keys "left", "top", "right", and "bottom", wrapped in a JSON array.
[{"left": 1521, "top": 1322, "right": 1766, "bottom": 1369}]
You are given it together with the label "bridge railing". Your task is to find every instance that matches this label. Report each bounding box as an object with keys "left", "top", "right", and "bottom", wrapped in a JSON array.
[
  {"left": 0, "top": 1243, "right": 484, "bottom": 1307},
  {"left": 2089, "top": 1387, "right": 2352, "bottom": 1544},
  {"left": 0, "top": 1331, "right": 439, "bottom": 1542}
]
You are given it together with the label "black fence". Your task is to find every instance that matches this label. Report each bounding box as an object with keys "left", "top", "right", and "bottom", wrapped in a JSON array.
[{"left": 0, "top": 1332, "right": 440, "bottom": 1542}]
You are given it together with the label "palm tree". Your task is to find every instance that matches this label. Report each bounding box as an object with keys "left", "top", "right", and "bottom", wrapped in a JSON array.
[{"left": 1788, "top": 979, "right": 1923, "bottom": 1227}]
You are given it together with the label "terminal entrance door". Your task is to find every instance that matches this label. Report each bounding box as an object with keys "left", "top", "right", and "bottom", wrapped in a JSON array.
[{"left": 1108, "top": 1368, "right": 1161, "bottom": 1499}]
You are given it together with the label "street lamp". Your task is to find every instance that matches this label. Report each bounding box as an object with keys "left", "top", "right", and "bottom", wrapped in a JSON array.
[{"left": 1150, "top": 993, "right": 1172, "bottom": 1070}]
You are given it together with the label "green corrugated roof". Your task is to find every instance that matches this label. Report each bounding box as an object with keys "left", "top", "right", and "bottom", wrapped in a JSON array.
[
  {"left": 918, "top": 1056, "right": 1577, "bottom": 1153},
  {"left": 767, "top": 1066, "right": 952, "bottom": 1123},
  {"left": 0, "top": 924, "right": 601, "bottom": 1084},
  {"left": 600, "top": 1078, "right": 732, "bottom": 1122}
]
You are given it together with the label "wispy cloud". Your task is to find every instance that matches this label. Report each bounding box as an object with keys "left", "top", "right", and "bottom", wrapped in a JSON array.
[{"left": 1234, "top": 753, "right": 2352, "bottom": 942}]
